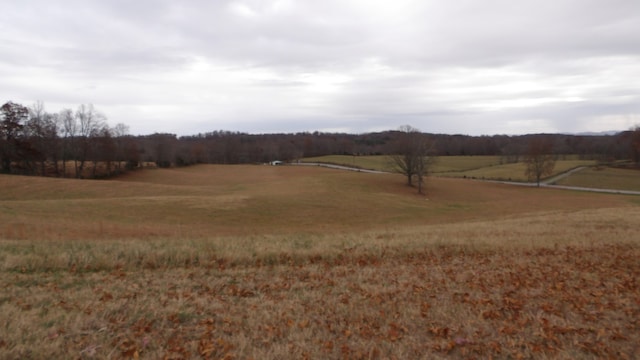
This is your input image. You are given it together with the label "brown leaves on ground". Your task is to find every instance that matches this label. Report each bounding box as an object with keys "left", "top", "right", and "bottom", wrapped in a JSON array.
[{"left": 1, "top": 244, "right": 639, "bottom": 359}]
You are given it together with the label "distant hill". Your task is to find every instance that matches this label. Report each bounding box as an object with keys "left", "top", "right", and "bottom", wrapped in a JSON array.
[{"left": 568, "top": 130, "right": 622, "bottom": 136}]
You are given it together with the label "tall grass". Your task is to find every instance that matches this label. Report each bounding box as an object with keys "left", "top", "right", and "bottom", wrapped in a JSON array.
[{"left": 2, "top": 206, "right": 638, "bottom": 273}]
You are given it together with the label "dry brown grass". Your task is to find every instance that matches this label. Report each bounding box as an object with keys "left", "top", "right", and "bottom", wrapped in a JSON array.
[
  {"left": 1, "top": 165, "right": 639, "bottom": 359},
  {"left": 0, "top": 165, "right": 635, "bottom": 240}
]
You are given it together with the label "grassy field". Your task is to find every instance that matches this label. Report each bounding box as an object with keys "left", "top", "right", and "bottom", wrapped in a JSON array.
[
  {"left": 1, "top": 165, "right": 639, "bottom": 359},
  {"left": 438, "top": 160, "right": 597, "bottom": 182},
  {"left": 555, "top": 166, "right": 640, "bottom": 191},
  {"left": 301, "top": 155, "right": 596, "bottom": 181},
  {"left": 301, "top": 155, "right": 397, "bottom": 172},
  {"left": 301, "top": 155, "right": 504, "bottom": 173}
]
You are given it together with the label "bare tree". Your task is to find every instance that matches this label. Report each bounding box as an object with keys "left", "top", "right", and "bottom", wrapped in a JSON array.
[
  {"left": 91, "top": 125, "right": 116, "bottom": 177},
  {"left": 145, "top": 133, "right": 177, "bottom": 167},
  {"left": 112, "top": 123, "right": 129, "bottom": 173},
  {"left": 524, "top": 136, "right": 556, "bottom": 187},
  {"left": 74, "top": 104, "right": 106, "bottom": 177},
  {"left": 414, "top": 140, "right": 435, "bottom": 195},
  {"left": 27, "top": 101, "right": 60, "bottom": 176},
  {"left": 631, "top": 125, "right": 640, "bottom": 165},
  {"left": 389, "top": 125, "right": 435, "bottom": 194},
  {"left": 0, "top": 101, "right": 30, "bottom": 173},
  {"left": 122, "top": 136, "right": 140, "bottom": 170},
  {"left": 59, "top": 108, "right": 76, "bottom": 177}
]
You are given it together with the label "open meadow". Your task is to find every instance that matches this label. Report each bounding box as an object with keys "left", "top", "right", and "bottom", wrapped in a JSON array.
[{"left": 1, "top": 164, "right": 639, "bottom": 359}]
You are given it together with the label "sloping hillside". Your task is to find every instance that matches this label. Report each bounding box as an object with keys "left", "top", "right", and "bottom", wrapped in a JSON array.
[{"left": 0, "top": 164, "right": 636, "bottom": 240}]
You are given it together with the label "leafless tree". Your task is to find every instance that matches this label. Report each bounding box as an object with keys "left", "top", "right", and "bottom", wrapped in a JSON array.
[
  {"left": 58, "top": 108, "right": 75, "bottom": 177},
  {"left": 90, "top": 126, "right": 116, "bottom": 177},
  {"left": 414, "top": 142, "right": 435, "bottom": 195},
  {"left": 630, "top": 125, "right": 640, "bottom": 165},
  {"left": 74, "top": 104, "right": 106, "bottom": 177},
  {"left": 27, "top": 101, "right": 60, "bottom": 176},
  {"left": 143, "top": 133, "right": 177, "bottom": 168},
  {"left": 112, "top": 123, "right": 129, "bottom": 173},
  {"left": 524, "top": 136, "right": 556, "bottom": 187},
  {"left": 1, "top": 101, "right": 30, "bottom": 173},
  {"left": 389, "top": 125, "right": 435, "bottom": 194}
]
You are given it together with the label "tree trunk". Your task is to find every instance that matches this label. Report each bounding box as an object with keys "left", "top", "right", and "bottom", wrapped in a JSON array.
[{"left": 1, "top": 158, "right": 10, "bottom": 174}]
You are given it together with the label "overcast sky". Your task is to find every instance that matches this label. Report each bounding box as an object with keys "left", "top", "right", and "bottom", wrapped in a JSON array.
[{"left": 2, "top": 0, "right": 640, "bottom": 136}]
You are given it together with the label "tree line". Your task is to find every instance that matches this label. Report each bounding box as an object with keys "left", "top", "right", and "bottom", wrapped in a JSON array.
[
  {"left": 152, "top": 129, "right": 639, "bottom": 167},
  {"left": 2, "top": 100, "right": 639, "bottom": 179},
  {"left": 0, "top": 101, "right": 137, "bottom": 177}
]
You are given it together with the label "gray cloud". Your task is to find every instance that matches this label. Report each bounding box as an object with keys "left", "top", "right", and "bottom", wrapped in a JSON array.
[{"left": 1, "top": 0, "right": 639, "bottom": 135}]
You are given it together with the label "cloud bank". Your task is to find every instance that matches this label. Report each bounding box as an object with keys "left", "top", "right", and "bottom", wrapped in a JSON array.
[{"left": 1, "top": 0, "right": 639, "bottom": 135}]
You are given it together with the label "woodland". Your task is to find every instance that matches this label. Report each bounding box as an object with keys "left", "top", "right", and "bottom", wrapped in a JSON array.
[{"left": 1, "top": 101, "right": 639, "bottom": 178}]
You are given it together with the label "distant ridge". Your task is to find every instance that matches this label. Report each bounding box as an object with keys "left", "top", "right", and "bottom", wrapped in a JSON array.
[{"left": 564, "top": 130, "right": 622, "bottom": 136}]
